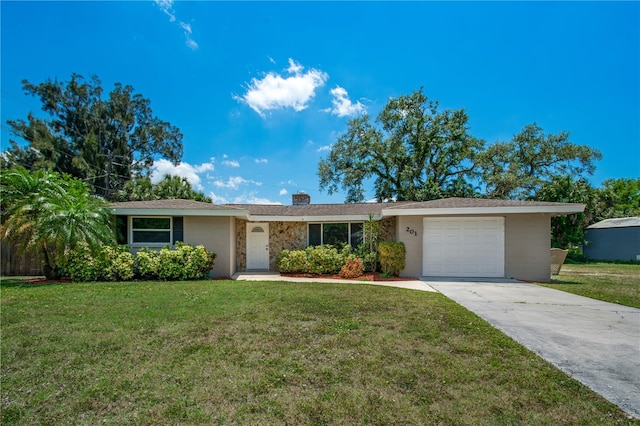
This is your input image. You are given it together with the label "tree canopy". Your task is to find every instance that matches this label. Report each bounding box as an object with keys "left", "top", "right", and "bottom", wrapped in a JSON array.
[
  {"left": 3, "top": 74, "right": 183, "bottom": 200},
  {"left": 479, "top": 123, "right": 602, "bottom": 200},
  {"left": 318, "top": 89, "right": 603, "bottom": 205},
  {"left": 115, "top": 175, "right": 212, "bottom": 203},
  {"left": 318, "top": 88, "right": 483, "bottom": 202}
]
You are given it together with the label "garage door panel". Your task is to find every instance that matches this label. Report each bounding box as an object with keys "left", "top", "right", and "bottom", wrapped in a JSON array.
[{"left": 423, "top": 217, "right": 505, "bottom": 278}]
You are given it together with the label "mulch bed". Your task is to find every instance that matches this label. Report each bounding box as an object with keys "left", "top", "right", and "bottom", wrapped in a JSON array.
[{"left": 281, "top": 273, "right": 417, "bottom": 282}]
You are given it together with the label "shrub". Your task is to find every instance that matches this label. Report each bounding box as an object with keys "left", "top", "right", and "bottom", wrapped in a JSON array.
[
  {"left": 276, "top": 249, "right": 309, "bottom": 273},
  {"left": 378, "top": 241, "right": 406, "bottom": 276},
  {"left": 66, "top": 245, "right": 135, "bottom": 282},
  {"left": 356, "top": 243, "right": 378, "bottom": 272},
  {"left": 65, "top": 243, "right": 215, "bottom": 282},
  {"left": 136, "top": 248, "right": 160, "bottom": 278},
  {"left": 339, "top": 254, "right": 364, "bottom": 279},
  {"left": 154, "top": 242, "right": 216, "bottom": 281},
  {"left": 305, "top": 245, "right": 346, "bottom": 275},
  {"left": 102, "top": 246, "right": 135, "bottom": 281},
  {"left": 277, "top": 245, "right": 349, "bottom": 275}
]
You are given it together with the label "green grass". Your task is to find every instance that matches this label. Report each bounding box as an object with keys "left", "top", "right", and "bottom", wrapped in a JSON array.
[
  {"left": 1, "top": 279, "right": 637, "bottom": 425},
  {"left": 542, "top": 263, "right": 640, "bottom": 308}
]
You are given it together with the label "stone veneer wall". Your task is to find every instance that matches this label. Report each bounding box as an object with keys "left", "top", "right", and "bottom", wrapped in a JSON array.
[
  {"left": 235, "top": 219, "right": 307, "bottom": 271},
  {"left": 379, "top": 217, "right": 396, "bottom": 242},
  {"left": 236, "top": 217, "right": 396, "bottom": 271},
  {"left": 268, "top": 222, "right": 308, "bottom": 269}
]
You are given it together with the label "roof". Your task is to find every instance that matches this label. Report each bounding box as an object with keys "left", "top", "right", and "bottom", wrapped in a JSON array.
[
  {"left": 110, "top": 199, "right": 246, "bottom": 217},
  {"left": 110, "top": 197, "right": 585, "bottom": 220},
  {"left": 224, "top": 202, "right": 412, "bottom": 221},
  {"left": 587, "top": 217, "right": 640, "bottom": 229},
  {"left": 381, "top": 197, "right": 585, "bottom": 217}
]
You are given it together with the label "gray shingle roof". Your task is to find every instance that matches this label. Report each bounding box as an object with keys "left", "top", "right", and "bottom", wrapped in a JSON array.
[
  {"left": 383, "top": 197, "right": 580, "bottom": 210},
  {"left": 110, "top": 199, "right": 244, "bottom": 211},
  {"left": 587, "top": 217, "right": 640, "bottom": 229},
  {"left": 110, "top": 197, "right": 584, "bottom": 218},
  {"left": 224, "top": 202, "right": 412, "bottom": 217}
]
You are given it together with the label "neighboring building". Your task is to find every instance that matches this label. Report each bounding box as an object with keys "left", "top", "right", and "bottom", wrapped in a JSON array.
[
  {"left": 110, "top": 195, "right": 585, "bottom": 282},
  {"left": 583, "top": 217, "right": 640, "bottom": 262}
]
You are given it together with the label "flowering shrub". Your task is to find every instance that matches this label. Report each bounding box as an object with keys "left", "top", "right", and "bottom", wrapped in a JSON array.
[{"left": 339, "top": 254, "right": 364, "bottom": 279}]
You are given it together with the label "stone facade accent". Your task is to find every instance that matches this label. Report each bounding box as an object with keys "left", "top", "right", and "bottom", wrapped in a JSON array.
[
  {"left": 267, "top": 222, "right": 307, "bottom": 269},
  {"left": 235, "top": 219, "right": 307, "bottom": 271},
  {"left": 236, "top": 217, "right": 396, "bottom": 271},
  {"left": 379, "top": 217, "right": 396, "bottom": 242},
  {"left": 236, "top": 219, "right": 247, "bottom": 271}
]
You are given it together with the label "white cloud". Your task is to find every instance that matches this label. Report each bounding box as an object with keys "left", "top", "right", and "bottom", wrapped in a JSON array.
[
  {"left": 222, "top": 160, "right": 240, "bottom": 168},
  {"left": 151, "top": 159, "right": 214, "bottom": 190},
  {"left": 213, "top": 176, "right": 261, "bottom": 190},
  {"left": 234, "top": 58, "right": 328, "bottom": 117},
  {"left": 279, "top": 188, "right": 288, "bottom": 196},
  {"left": 324, "top": 86, "right": 366, "bottom": 117},
  {"left": 208, "top": 192, "right": 229, "bottom": 205},
  {"left": 233, "top": 193, "right": 282, "bottom": 205},
  {"left": 255, "top": 158, "right": 268, "bottom": 164},
  {"left": 153, "top": 0, "right": 198, "bottom": 50},
  {"left": 316, "top": 145, "right": 332, "bottom": 152}
]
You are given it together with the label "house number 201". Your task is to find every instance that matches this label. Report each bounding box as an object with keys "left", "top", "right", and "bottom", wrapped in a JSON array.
[{"left": 406, "top": 227, "right": 418, "bottom": 237}]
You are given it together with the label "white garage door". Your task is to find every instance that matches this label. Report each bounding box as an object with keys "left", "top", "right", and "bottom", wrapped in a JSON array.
[{"left": 423, "top": 217, "right": 505, "bottom": 277}]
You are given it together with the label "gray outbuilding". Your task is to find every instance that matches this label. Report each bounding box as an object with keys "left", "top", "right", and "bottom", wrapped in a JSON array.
[{"left": 583, "top": 217, "right": 640, "bottom": 261}]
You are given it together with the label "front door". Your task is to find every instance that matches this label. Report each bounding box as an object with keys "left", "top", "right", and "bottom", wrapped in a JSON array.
[{"left": 246, "top": 223, "right": 269, "bottom": 270}]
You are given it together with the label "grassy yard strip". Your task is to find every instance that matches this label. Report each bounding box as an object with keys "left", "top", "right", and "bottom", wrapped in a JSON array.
[
  {"left": 542, "top": 263, "right": 640, "bottom": 308},
  {"left": 1, "top": 279, "right": 636, "bottom": 425}
]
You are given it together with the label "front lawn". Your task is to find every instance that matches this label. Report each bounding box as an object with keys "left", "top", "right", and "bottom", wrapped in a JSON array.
[
  {"left": 1, "top": 279, "right": 636, "bottom": 425},
  {"left": 542, "top": 263, "right": 640, "bottom": 308}
]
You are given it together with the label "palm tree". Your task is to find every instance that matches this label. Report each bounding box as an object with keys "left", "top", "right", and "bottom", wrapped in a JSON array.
[{"left": 1, "top": 167, "right": 115, "bottom": 278}]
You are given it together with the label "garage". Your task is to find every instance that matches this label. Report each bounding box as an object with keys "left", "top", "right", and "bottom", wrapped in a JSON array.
[{"left": 422, "top": 217, "right": 505, "bottom": 277}]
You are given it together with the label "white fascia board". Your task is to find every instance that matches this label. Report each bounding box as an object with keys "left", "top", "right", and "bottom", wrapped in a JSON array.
[
  {"left": 111, "top": 208, "right": 249, "bottom": 217},
  {"left": 247, "top": 214, "right": 381, "bottom": 222},
  {"left": 381, "top": 204, "right": 585, "bottom": 217}
]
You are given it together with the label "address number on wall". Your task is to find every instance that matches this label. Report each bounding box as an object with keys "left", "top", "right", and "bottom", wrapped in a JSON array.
[{"left": 406, "top": 227, "right": 419, "bottom": 237}]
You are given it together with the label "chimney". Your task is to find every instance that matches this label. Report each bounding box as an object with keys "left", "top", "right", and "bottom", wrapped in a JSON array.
[{"left": 292, "top": 192, "right": 311, "bottom": 206}]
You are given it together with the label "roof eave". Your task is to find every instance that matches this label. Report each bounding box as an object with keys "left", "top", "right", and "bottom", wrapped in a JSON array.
[
  {"left": 110, "top": 207, "right": 249, "bottom": 217},
  {"left": 247, "top": 214, "right": 382, "bottom": 222},
  {"left": 381, "top": 205, "right": 586, "bottom": 217}
]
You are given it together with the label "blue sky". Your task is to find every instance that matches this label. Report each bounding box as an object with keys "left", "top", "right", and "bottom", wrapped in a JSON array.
[{"left": 1, "top": 1, "right": 638, "bottom": 205}]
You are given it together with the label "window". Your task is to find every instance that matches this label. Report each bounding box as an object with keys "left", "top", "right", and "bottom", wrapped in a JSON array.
[
  {"left": 308, "top": 223, "right": 364, "bottom": 247},
  {"left": 131, "top": 217, "right": 172, "bottom": 245}
]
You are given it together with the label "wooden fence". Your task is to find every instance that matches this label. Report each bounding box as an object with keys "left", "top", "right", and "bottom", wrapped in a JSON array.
[{"left": 0, "top": 240, "right": 43, "bottom": 276}]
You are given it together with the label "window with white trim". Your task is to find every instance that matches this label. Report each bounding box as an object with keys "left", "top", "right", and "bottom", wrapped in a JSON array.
[
  {"left": 131, "top": 217, "right": 172, "bottom": 245},
  {"left": 308, "top": 223, "right": 363, "bottom": 247}
]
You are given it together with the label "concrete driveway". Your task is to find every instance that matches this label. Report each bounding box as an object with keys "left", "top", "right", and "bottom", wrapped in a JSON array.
[{"left": 425, "top": 278, "right": 640, "bottom": 419}]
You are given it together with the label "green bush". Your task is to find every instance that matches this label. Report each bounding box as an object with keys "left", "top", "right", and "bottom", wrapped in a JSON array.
[
  {"left": 305, "top": 245, "right": 347, "bottom": 274},
  {"left": 276, "top": 245, "right": 349, "bottom": 275},
  {"left": 356, "top": 244, "right": 378, "bottom": 272},
  {"left": 66, "top": 245, "right": 135, "bottom": 282},
  {"left": 136, "top": 248, "right": 160, "bottom": 278},
  {"left": 276, "top": 249, "right": 309, "bottom": 273},
  {"left": 65, "top": 243, "right": 215, "bottom": 282},
  {"left": 339, "top": 254, "right": 364, "bottom": 279},
  {"left": 148, "top": 243, "right": 216, "bottom": 281},
  {"left": 378, "top": 242, "right": 406, "bottom": 276}
]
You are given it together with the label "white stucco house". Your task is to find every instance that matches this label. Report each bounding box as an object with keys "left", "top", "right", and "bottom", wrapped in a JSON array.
[{"left": 110, "top": 194, "right": 585, "bottom": 282}]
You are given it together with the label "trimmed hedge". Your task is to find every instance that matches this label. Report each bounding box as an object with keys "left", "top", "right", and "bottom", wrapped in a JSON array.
[
  {"left": 65, "top": 242, "right": 216, "bottom": 282},
  {"left": 378, "top": 241, "right": 406, "bottom": 276},
  {"left": 277, "top": 245, "right": 350, "bottom": 275}
]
